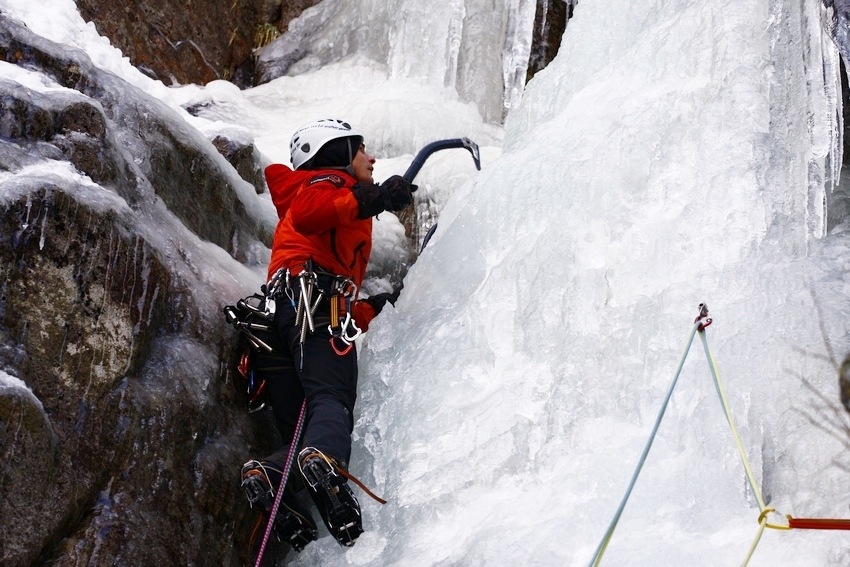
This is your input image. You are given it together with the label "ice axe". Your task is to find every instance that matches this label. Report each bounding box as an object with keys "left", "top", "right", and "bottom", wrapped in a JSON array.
[
  {"left": 403, "top": 137, "right": 481, "bottom": 183},
  {"left": 400, "top": 137, "right": 482, "bottom": 252}
]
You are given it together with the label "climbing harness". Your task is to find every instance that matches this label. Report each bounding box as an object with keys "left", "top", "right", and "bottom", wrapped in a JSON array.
[
  {"left": 268, "top": 262, "right": 363, "bottom": 367},
  {"left": 588, "top": 303, "right": 850, "bottom": 567},
  {"left": 226, "top": 261, "right": 364, "bottom": 384}
]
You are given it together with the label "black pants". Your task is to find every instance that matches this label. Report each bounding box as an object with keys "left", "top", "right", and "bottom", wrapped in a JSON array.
[{"left": 253, "top": 300, "right": 358, "bottom": 469}]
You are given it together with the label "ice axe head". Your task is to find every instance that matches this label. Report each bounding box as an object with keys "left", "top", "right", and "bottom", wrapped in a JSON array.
[
  {"left": 403, "top": 137, "right": 482, "bottom": 184},
  {"left": 460, "top": 137, "right": 481, "bottom": 172}
]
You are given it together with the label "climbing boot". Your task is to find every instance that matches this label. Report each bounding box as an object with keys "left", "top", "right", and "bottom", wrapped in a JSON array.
[
  {"left": 298, "top": 447, "right": 364, "bottom": 546},
  {"left": 240, "top": 460, "right": 318, "bottom": 551}
]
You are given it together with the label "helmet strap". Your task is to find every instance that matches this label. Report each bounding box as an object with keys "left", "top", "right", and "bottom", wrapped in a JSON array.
[{"left": 344, "top": 137, "right": 356, "bottom": 177}]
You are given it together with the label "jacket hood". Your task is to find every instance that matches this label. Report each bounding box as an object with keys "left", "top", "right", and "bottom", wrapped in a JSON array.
[{"left": 265, "top": 163, "right": 355, "bottom": 220}]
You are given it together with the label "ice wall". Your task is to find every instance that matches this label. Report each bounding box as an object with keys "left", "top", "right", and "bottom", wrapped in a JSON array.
[
  {"left": 255, "top": 0, "right": 538, "bottom": 123},
  {"left": 326, "top": 0, "right": 850, "bottom": 565}
]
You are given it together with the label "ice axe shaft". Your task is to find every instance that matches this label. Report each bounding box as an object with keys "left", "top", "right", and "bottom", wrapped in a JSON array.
[{"left": 402, "top": 137, "right": 481, "bottom": 184}]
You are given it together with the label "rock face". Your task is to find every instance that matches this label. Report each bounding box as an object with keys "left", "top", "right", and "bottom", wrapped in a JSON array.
[
  {"left": 527, "top": 0, "right": 573, "bottom": 82},
  {"left": 75, "top": 0, "right": 322, "bottom": 87},
  {"left": 0, "top": 16, "right": 282, "bottom": 566}
]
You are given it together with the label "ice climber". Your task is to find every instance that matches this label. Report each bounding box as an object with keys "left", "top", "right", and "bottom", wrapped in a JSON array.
[{"left": 239, "top": 118, "right": 415, "bottom": 550}]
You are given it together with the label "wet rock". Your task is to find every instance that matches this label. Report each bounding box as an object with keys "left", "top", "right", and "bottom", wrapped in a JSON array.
[
  {"left": 212, "top": 134, "right": 268, "bottom": 195},
  {"left": 0, "top": 16, "right": 275, "bottom": 567},
  {"left": 527, "top": 0, "right": 572, "bottom": 82},
  {"left": 75, "top": 0, "right": 323, "bottom": 87},
  {"left": 0, "top": 373, "right": 58, "bottom": 565},
  {"left": 0, "top": 16, "right": 274, "bottom": 257}
]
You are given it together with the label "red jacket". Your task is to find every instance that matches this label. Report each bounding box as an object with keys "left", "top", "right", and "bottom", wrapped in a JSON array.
[{"left": 265, "top": 163, "right": 377, "bottom": 329}]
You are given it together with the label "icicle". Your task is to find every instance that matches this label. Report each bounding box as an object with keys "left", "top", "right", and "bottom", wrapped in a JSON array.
[
  {"left": 444, "top": 0, "right": 465, "bottom": 89},
  {"left": 501, "top": 0, "right": 537, "bottom": 118},
  {"left": 38, "top": 200, "right": 49, "bottom": 250}
]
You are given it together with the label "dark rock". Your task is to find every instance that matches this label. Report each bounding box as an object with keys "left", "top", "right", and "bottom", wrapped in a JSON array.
[
  {"left": 212, "top": 135, "right": 268, "bottom": 195},
  {"left": 75, "top": 0, "right": 322, "bottom": 88},
  {"left": 0, "top": 16, "right": 276, "bottom": 567},
  {"left": 0, "top": 16, "right": 274, "bottom": 258},
  {"left": 0, "top": 375, "right": 58, "bottom": 565},
  {"left": 527, "top": 0, "right": 573, "bottom": 82}
]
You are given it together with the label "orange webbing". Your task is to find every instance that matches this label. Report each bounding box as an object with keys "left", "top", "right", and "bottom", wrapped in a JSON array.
[
  {"left": 248, "top": 514, "right": 264, "bottom": 550},
  {"left": 788, "top": 517, "right": 850, "bottom": 530},
  {"left": 302, "top": 451, "right": 388, "bottom": 505},
  {"left": 337, "top": 467, "right": 388, "bottom": 505}
]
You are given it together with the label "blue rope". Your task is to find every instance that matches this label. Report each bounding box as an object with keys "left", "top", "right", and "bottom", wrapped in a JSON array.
[{"left": 588, "top": 320, "right": 702, "bottom": 567}]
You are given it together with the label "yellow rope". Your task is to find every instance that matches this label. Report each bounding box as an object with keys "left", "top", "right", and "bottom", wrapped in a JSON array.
[
  {"left": 740, "top": 515, "right": 768, "bottom": 566},
  {"left": 697, "top": 328, "right": 794, "bottom": 566},
  {"left": 589, "top": 308, "right": 798, "bottom": 567},
  {"left": 697, "top": 330, "right": 767, "bottom": 511}
]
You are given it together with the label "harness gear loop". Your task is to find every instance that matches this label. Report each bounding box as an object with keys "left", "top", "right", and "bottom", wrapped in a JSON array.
[
  {"left": 327, "top": 293, "right": 354, "bottom": 355},
  {"left": 325, "top": 277, "right": 361, "bottom": 355}
]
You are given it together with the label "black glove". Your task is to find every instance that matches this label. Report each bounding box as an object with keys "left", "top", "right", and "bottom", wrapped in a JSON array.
[
  {"left": 380, "top": 175, "right": 416, "bottom": 211},
  {"left": 363, "top": 288, "right": 401, "bottom": 316},
  {"left": 351, "top": 176, "right": 417, "bottom": 219}
]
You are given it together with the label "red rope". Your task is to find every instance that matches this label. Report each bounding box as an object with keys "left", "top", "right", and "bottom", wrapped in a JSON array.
[
  {"left": 254, "top": 399, "right": 308, "bottom": 566},
  {"left": 788, "top": 517, "right": 850, "bottom": 530}
]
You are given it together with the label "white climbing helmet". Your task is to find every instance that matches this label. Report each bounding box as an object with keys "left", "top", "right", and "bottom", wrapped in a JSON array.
[{"left": 289, "top": 118, "right": 361, "bottom": 170}]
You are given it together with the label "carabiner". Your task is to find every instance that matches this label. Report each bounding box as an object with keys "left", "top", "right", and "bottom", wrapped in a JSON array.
[
  {"left": 341, "top": 313, "right": 362, "bottom": 343},
  {"left": 694, "top": 303, "right": 712, "bottom": 331}
]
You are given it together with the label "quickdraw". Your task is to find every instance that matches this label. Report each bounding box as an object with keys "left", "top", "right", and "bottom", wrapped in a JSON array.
[
  {"left": 223, "top": 293, "right": 274, "bottom": 353},
  {"left": 238, "top": 350, "right": 268, "bottom": 413},
  {"left": 223, "top": 295, "right": 275, "bottom": 412},
  {"left": 328, "top": 279, "right": 361, "bottom": 355}
]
